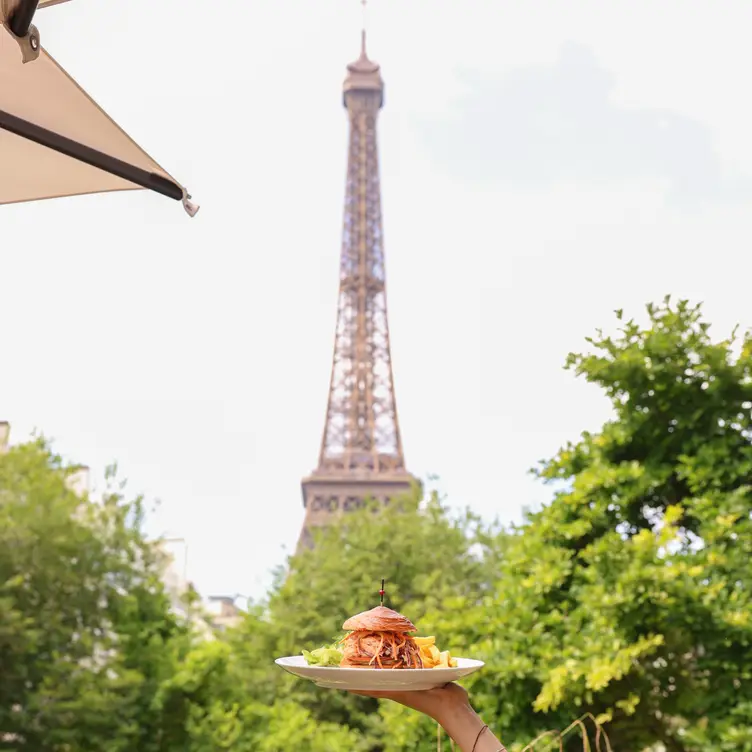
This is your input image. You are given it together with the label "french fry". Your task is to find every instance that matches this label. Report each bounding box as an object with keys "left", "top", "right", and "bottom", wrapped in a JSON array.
[
  {"left": 415, "top": 636, "right": 460, "bottom": 669},
  {"left": 414, "top": 636, "right": 436, "bottom": 647},
  {"left": 419, "top": 646, "right": 438, "bottom": 668}
]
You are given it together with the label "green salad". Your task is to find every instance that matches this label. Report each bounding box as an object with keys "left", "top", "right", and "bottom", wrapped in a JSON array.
[{"left": 302, "top": 641, "right": 343, "bottom": 667}]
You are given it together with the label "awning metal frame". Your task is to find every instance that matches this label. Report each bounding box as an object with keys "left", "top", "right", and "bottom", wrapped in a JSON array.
[
  {"left": 9, "top": 0, "right": 38, "bottom": 38},
  {"left": 0, "top": 109, "right": 185, "bottom": 201},
  {"left": 0, "top": 0, "right": 198, "bottom": 215}
]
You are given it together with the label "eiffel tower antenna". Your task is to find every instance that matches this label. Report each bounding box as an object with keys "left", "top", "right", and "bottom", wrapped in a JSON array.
[
  {"left": 297, "top": 16, "right": 417, "bottom": 551},
  {"left": 359, "top": 0, "right": 369, "bottom": 59}
]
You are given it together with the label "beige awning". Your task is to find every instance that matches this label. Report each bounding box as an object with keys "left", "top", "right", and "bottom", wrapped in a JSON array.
[{"left": 0, "top": 0, "right": 198, "bottom": 215}]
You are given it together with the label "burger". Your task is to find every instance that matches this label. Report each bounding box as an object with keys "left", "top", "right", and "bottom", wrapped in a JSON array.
[{"left": 340, "top": 605, "right": 424, "bottom": 669}]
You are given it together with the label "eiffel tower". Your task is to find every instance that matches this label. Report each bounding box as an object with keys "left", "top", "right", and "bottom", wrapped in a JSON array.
[{"left": 297, "top": 27, "right": 416, "bottom": 551}]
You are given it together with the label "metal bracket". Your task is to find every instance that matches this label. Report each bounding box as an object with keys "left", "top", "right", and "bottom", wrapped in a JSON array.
[
  {"left": 2, "top": 0, "right": 41, "bottom": 63},
  {"left": 4, "top": 21, "right": 41, "bottom": 63}
]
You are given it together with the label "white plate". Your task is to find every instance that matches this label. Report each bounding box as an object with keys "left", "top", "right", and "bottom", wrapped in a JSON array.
[{"left": 275, "top": 656, "right": 484, "bottom": 691}]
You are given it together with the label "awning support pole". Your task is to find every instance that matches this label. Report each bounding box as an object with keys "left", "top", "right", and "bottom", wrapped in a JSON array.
[
  {"left": 9, "top": 0, "right": 40, "bottom": 38},
  {"left": 0, "top": 108, "right": 185, "bottom": 201}
]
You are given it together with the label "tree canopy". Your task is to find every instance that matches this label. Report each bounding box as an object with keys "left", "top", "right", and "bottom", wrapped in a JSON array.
[
  {"left": 0, "top": 442, "right": 196, "bottom": 750},
  {"left": 2, "top": 298, "right": 750, "bottom": 751},
  {"left": 434, "top": 299, "right": 752, "bottom": 751}
]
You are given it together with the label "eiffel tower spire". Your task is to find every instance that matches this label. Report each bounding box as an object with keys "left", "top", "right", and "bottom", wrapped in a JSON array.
[{"left": 298, "top": 25, "right": 416, "bottom": 551}]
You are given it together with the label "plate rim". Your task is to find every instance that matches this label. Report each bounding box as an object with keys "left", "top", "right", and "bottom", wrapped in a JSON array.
[{"left": 275, "top": 655, "right": 485, "bottom": 672}]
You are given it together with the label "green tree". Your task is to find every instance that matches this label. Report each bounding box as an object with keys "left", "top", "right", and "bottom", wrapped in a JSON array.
[
  {"left": 6, "top": 297, "right": 750, "bottom": 752},
  {"left": 180, "top": 489, "right": 488, "bottom": 751},
  {"left": 0, "top": 440, "right": 193, "bottom": 751},
  {"left": 427, "top": 299, "right": 752, "bottom": 751}
]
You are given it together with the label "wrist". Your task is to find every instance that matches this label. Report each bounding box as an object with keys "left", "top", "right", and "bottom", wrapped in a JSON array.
[
  {"left": 432, "top": 695, "right": 484, "bottom": 746},
  {"left": 430, "top": 691, "right": 472, "bottom": 722}
]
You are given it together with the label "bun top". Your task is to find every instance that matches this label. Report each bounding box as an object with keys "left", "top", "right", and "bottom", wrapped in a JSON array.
[{"left": 342, "top": 605, "right": 417, "bottom": 633}]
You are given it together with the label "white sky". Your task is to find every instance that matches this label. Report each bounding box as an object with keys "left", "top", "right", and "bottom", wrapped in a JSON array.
[{"left": 3, "top": 0, "right": 752, "bottom": 600}]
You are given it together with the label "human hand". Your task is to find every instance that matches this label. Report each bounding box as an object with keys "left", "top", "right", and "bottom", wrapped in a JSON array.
[
  {"left": 349, "top": 684, "right": 504, "bottom": 752},
  {"left": 349, "top": 682, "right": 470, "bottom": 721}
]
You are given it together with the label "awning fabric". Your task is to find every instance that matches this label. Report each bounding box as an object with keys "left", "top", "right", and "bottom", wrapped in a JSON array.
[{"left": 0, "top": 0, "right": 197, "bottom": 215}]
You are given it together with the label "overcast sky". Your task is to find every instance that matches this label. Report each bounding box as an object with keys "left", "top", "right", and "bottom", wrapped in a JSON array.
[{"left": 3, "top": 0, "right": 752, "bottom": 601}]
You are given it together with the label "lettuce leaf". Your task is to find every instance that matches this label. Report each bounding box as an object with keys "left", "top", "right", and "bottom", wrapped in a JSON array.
[{"left": 302, "top": 644, "right": 343, "bottom": 667}]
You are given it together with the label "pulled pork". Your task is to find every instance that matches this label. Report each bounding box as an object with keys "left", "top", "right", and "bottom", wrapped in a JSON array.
[{"left": 340, "top": 631, "right": 424, "bottom": 669}]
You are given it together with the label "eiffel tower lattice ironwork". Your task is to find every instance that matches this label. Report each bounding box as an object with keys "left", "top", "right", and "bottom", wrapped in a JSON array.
[{"left": 297, "top": 29, "right": 416, "bottom": 551}]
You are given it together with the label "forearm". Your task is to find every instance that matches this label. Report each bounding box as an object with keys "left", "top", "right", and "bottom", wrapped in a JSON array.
[{"left": 434, "top": 700, "right": 505, "bottom": 752}]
